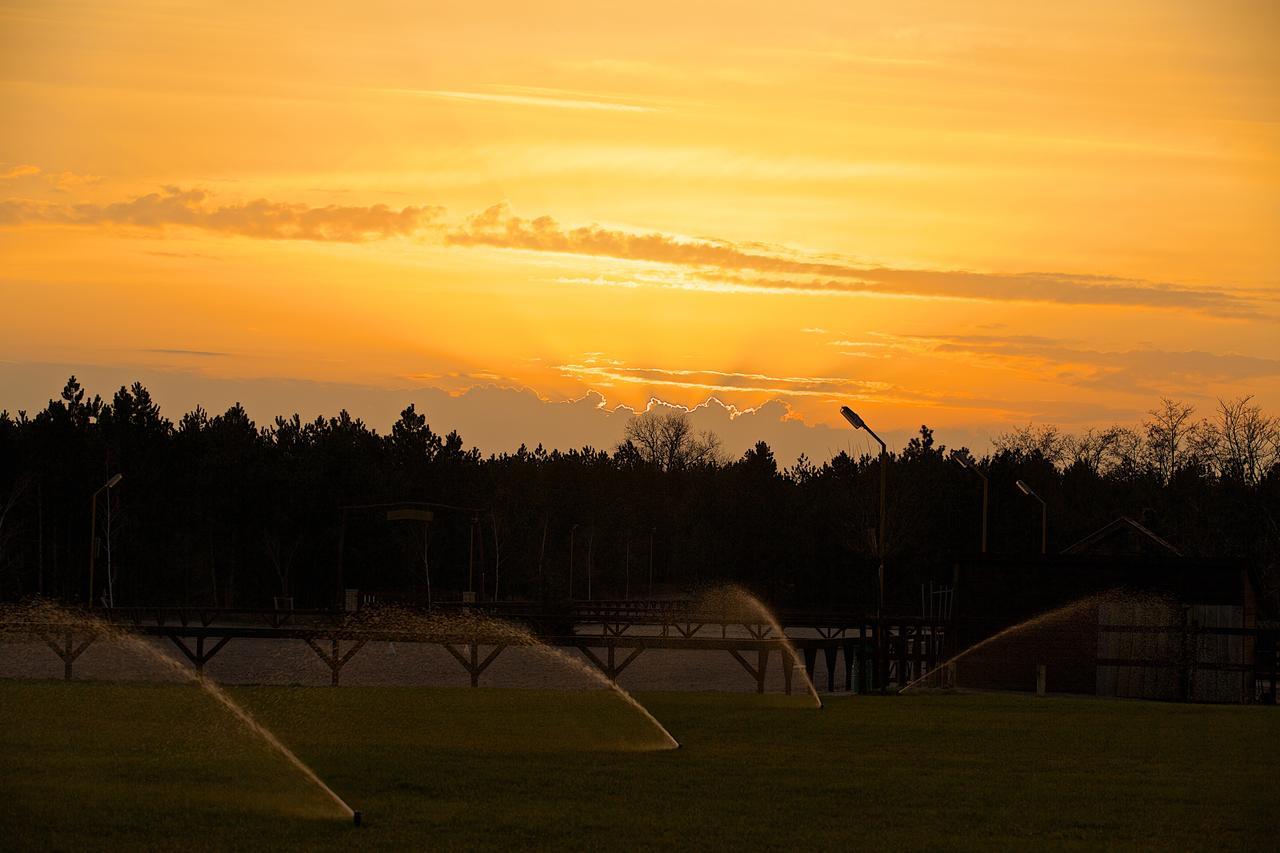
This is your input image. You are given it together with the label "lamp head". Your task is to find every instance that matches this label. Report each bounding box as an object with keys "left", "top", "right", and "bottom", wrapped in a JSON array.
[
  {"left": 839, "top": 406, "right": 865, "bottom": 430},
  {"left": 106, "top": 473, "right": 123, "bottom": 488},
  {"left": 953, "top": 453, "right": 971, "bottom": 470},
  {"left": 1015, "top": 479, "right": 1034, "bottom": 497}
]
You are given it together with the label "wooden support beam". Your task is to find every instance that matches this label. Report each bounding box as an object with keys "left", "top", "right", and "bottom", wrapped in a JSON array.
[
  {"left": 476, "top": 644, "right": 505, "bottom": 679},
  {"left": 39, "top": 631, "right": 95, "bottom": 681},
  {"left": 823, "top": 645, "right": 838, "bottom": 692},
  {"left": 166, "top": 633, "right": 234, "bottom": 674},
  {"left": 579, "top": 645, "right": 609, "bottom": 678},
  {"left": 612, "top": 647, "right": 643, "bottom": 679},
  {"left": 440, "top": 642, "right": 503, "bottom": 687},
  {"left": 727, "top": 648, "right": 760, "bottom": 688},
  {"left": 303, "top": 636, "right": 364, "bottom": 686},
  {"left": 803, "top": 647, "right": 818, "bottom": 684},
  {"left": 842, "top": 640, "right": 856, "bottom": 692}
]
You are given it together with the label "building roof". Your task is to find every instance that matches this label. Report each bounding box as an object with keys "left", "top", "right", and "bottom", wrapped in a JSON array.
[{"left": 1062, "top": 515, "right": 1182, "bottom": 557}]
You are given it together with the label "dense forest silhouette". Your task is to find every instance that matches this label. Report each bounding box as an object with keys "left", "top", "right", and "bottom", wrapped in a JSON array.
[{"left": 0, "top": 377, "right": 1277, "bottom": 614}]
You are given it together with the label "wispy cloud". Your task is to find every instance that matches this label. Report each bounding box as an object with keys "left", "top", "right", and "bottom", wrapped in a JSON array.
[
  {"left": 142, "top": 348, "right": 229, "bottom": 358},
  {"left": 48, "top": 171, "right": 102, "bottom": 192},
  {"left": 558, "top": 362, "right": 891, "bottom": 399},
  {"left": 1, "top": 187, "right": 1265, "bottom": 318},
  {"left": 891, "top": 333, "right": 1280, "bottom": 395},
  {"left": 0, "top": 164, "right": 41, "bottom": 180},
  {"left": 447, "top": 204, "right": 1260, "bottom": 318},
  {"left": 394, "top": 87, "right": 657, "bottom": 113},
  {"left": 0, "top": 186, "right": 443, "bottom": 242},
  {"left": 554, "top": 357, "right": 1128, "bottom": 422}
]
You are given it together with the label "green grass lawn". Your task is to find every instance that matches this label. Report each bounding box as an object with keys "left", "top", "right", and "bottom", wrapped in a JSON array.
[{"left": 1, "top": 681, "right": 1276, "bottom": 850}]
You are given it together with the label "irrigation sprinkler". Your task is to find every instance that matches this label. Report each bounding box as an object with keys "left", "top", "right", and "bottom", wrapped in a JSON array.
[{"left": 353, "top": 811, "right": 363, "bottom": 827}]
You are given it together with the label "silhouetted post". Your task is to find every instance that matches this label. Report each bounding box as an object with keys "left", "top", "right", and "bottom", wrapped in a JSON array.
[
  {"left": 87, "top": 473, "right": 122, "bottom": 607},
  {"left": 538, "top": 515, "right": 548, "bottom": 583},
  {"left": 624, "top": 536, "right": 630, "bottom": 600},
  {"left": 648, "top": 527, "right": 655, "bottom": 598},
  {"left": 569, "top": 524, "right": 578, "bottom": 599},
  {"left": 1016, "top": 480, "right": 1047, "bottom": 555},
  {"left": 587, "top": 528, "right": 594, "bottom": 601},
  {"left": 491, "top": 514, "right": 501, "bottom": 601},
  {"left": 37, "top": 478, "right": 44, "bottom": 596},
  {"left": 954, "top": 453, "right": 989, "bottom": 554},
  {"left": 336, "top": 507, "right": 348, "bottom": 609},
  {"left": 468, "top": 515, "right": 478, "bottom": 599}
]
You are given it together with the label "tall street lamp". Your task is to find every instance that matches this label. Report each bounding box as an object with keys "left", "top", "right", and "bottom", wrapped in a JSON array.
[
  {"left": 88, "top": 473, "right": 123, "bottom": 607},
  {"left": 1015, "top": 479, "right": 1047, "bottom": 555},
  {"left": 840, "top": 406, "right": 886, "bottom": 616},
  {"left": 954, "top": 453, "right": 989, "bottom": 554}
]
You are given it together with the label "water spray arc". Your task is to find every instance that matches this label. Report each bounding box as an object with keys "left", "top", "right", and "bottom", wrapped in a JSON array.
[
  {"left": 346, "top": 607, "right": 680, "bottom": 749},
  {"left": 701, "top": 586, "right": 823, "bottom": 708},
  {"left": 3, "top": 602, "right": 359, "bottom": 821},
  {"left": 898, "top": 590, "right": 1118, "bottom": 694}
]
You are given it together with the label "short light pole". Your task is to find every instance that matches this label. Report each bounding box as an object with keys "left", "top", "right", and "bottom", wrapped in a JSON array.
[
  {"left": 1016, "top": 479, "right": 1047, "bottom": 555},
  {"left": 87, "top": 473, "right": 123, "bottom": 607},
  {"left": 955, "top": 453, "right": 989, "bottom": 554},
  {"left": 840, "top": 406, "right": 886, "bottom": 616}
]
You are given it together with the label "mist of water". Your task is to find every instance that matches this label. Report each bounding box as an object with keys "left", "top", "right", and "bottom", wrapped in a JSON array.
[
  {"left": 696, "top": 585, "right": 823, "bottom": 708},
  {"left": 1, "top": 601, "right": 355, "bottom": 819},
  {"left": 897, "top": 589, "right": 1122, "bottom": 694},
  {"left": 350, "top": 607, "right": 680, "bottom": 749}
]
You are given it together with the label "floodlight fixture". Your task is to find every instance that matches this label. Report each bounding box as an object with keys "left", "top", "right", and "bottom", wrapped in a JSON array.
[{"left": 839, "top": 406, "right": 866, "bottom": 430}]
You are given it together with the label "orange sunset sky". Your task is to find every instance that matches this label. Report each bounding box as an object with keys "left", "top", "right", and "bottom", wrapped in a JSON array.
[{"left": 2, "top": 1, "right": 1277, "bottom": 461}]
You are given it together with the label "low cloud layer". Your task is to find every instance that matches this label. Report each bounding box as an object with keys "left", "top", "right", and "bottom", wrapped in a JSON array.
[
  {"left": 558, "top": 361, "right": 890, "bottom": 399},
  {"left": 894, "top": 333, "right": 1280, "bottom": 396},
  {"left": 447, "top": 203, "right": 1258, "bottom": 317},
  {"left": 0, "top": 187, "right": 443, "bottom": 242},
  {"left": 0, "top": 185, "right": 1260, "bottom": 316}
]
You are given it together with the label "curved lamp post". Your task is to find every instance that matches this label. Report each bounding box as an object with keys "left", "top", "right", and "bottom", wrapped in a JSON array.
[
  {"left": 955, "top": 453, "right": 989, "bottom": 554},
  {"left": 1015, "top": 479, "right": 1047, "bottom": 555},
  {"left": 840, "top": 406, "right": 886, "bottom": 616}
]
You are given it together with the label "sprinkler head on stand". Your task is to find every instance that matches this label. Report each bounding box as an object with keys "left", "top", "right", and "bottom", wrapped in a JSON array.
[{"left": 353, "top": 811, "right": 363, "bottom": 827}]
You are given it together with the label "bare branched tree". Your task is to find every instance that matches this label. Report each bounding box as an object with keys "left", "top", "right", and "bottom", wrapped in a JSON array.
[
  {"left": 622, "top": 410, "right": 723, "bottom": 471},
  {"left": 992, "top": 423, "right": 1069, "bottom": 466},
  {"left": 1204, "top": 396, "right": 1280, "bottom": 485},
  {"left": 1143, "top": 398, "right": 1197, "bottom": 483}
]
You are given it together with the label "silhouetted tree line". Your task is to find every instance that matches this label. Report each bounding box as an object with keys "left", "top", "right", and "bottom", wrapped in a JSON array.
[{"left": 0, "top": 377, "right": 1277, "bottom": 614}]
